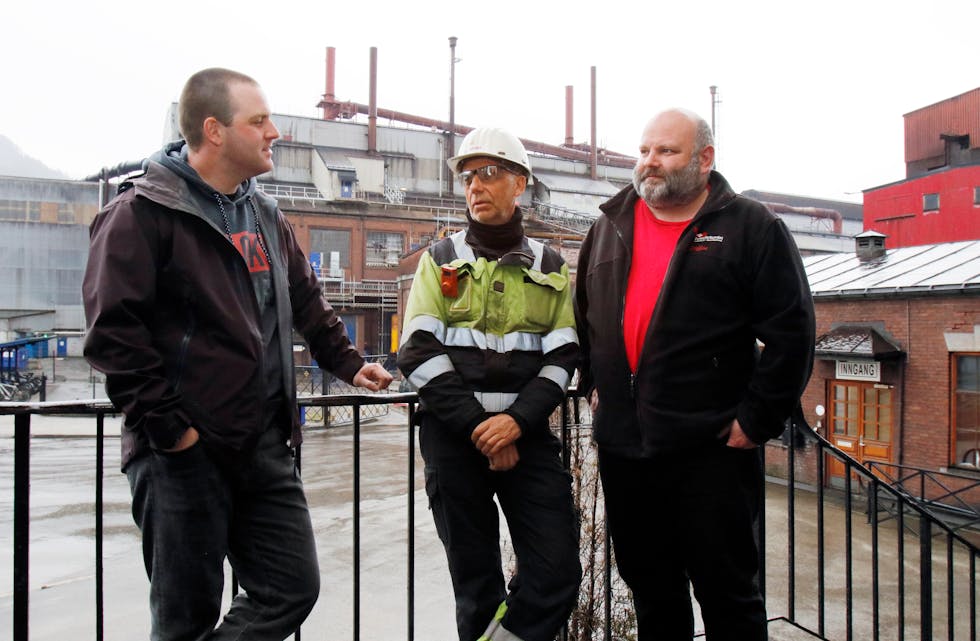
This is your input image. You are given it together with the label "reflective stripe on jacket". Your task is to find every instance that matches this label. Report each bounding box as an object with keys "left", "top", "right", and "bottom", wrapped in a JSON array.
[{"left": 397, "top": 229, "right": 579, "bottom": 437}]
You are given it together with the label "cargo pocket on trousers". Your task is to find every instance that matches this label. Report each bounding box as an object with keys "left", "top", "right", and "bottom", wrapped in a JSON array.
[{"left": 423, "top": 466, "right": 449, "bottom": 545}]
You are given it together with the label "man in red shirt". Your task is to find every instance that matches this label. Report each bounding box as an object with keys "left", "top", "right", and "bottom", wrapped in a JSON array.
[{"left": 575, "top": 109, "right": 815, "bottom": 640}]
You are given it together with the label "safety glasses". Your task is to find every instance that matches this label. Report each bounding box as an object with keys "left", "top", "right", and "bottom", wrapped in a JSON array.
[{"left": 456, "top": 164, "right": 518, "bottom": 187}]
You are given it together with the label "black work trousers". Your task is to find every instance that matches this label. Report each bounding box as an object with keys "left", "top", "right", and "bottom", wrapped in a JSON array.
[
  {"left": 126, "top": 427, "right": 320, "bottom": 641},
  {"left": 420, "top": 422, "right": 582, "bottom": 641},
  {"left": 598, "top": 443, "right": 767, "bottom": 641}
]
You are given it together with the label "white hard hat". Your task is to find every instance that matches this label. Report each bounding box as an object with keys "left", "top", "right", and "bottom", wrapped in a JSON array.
[{"left": 448, "top": 127, "right": 532, "bottom": 182}]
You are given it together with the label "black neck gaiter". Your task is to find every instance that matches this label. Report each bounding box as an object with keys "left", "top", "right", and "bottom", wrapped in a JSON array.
[{"left": 465, "top": 208, "right": 525, "bottom": 260}]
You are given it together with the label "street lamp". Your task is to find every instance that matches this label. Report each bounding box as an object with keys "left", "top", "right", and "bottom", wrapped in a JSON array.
[
  {"left": 448, "top": 36, "right": 460, "bottom": 195},
  {"left": 709, "top": 85, "right": 718, "bottom": 136},
  {"left": 709, "top": 85, "right": 721, "bottom": 169}
]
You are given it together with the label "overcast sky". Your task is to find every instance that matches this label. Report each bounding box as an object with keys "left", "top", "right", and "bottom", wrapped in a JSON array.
[{"left": 3, "top": 0, "right": 977, "bottom": 201}]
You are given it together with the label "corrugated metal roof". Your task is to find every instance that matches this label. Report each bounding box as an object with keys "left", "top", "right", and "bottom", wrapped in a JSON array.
[
  {"left": 533, "top": 171, "right": 620, "bottom": 197},
  {"left": 803, "top": 240, "right": 980, "bottom": 296}
]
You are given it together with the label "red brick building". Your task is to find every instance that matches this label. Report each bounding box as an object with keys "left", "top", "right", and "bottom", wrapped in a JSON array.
[
  {"left": 275, "top": 198, "right": 440, "bottom": 359},
  {"left": 863, "top": 87, "right": 980, "bottom": 248},
  {"left": 766, "top": 238, "right": 980, "bottom": 495}
]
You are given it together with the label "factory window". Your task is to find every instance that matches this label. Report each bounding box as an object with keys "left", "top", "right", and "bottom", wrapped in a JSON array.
[
  {"left": 365, "top": 231, "right": 403, "bottom": 267},
  {"left": 0, "top": 200, "right": 28, "bottom": 221},
  {"left": 57, "top": 203, "right": 76, "bottom": 224},
  {"left": 923, "top": 193, "right": 940, "bottom": 212},
  {"left": 309, "top": 228, "right": 350, "bottom": 278},
  {"left": 0, "top": 200, "right": 17, "bottom": 220},
  {"left": 974, "top": 186, "right": 979, "bottom": 206},
  {"left": 953, "top": 354, "right": 980, "bottom": 468},
  {"left": 0, "top": 200, "right": 42, "bottom": 221}
]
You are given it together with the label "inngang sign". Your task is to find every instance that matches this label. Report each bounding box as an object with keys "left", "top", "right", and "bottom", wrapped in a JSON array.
[{"left": 835, "top": 360, "right": 881, "bottom": 382}]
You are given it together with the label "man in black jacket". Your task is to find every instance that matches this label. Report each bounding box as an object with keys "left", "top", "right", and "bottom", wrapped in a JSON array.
[
  {"left": 83, "top": 68, "right": 392, "bottom": 641},
  {"left": 575, "top": 109, "right": 815, "bottom": 640}
]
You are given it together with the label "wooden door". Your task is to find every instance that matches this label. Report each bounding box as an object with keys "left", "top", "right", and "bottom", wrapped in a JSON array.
[{"left": 827, "top": 381, "right": 894, "bottom": 487}]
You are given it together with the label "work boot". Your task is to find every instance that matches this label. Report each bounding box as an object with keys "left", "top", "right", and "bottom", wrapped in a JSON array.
[{"left": 476, "top": 601, "right": 508, "bottom": 641}]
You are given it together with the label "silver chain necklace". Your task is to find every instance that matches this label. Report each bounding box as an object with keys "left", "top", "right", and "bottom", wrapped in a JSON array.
[{"left": 213, "top": 193, "right": 272, "bottom": 265}]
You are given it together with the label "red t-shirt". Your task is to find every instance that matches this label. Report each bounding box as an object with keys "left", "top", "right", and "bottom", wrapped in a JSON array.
[{"left": 623, "top": 198, "right": 688, "bottom": 372}]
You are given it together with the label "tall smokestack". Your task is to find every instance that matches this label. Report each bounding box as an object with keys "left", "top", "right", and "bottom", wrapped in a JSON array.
[
  {"left": 325, "top": 48, "right": 336, "bottom": 102},
  {"left": 565, "top": 86, "right": 574, "bottom": 146},
  {"left": 368, "top": 47, "right": 377, "bottom": 153},
  {"left": 321, "top": 47, "right": 338, "bottom": 120},
  {"left": 590, "top": 66, "right": 597, "bottom": 180}
]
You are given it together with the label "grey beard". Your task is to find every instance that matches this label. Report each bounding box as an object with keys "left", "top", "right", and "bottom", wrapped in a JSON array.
[{"left": 633, "top": 161, "right": 706, "bottom": 209}]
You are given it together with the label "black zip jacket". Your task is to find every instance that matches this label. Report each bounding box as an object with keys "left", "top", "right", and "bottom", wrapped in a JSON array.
[
  {"left": 574, "top": 171, "right": 815, "bottom": 456},
  {"left": 83, "top": 151, "right": 364, "bottom": 468}
]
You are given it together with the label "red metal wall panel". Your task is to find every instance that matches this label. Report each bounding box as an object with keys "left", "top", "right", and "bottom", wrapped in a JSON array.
[
  {"left": 864, "top": 165, "right": 980, "bottom": 247},
  {"left": 904, "top": 88, "right": 980, "bottom": 163}
]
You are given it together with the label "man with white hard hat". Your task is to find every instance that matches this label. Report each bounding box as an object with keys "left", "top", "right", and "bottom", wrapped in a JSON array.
[{"left": 398, "top": 127, "right": 581, "bottom": 641}]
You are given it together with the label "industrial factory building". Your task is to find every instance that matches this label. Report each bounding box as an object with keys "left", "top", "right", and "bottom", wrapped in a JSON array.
[
  {"left": 1, "top": 46, "right": 862, "bottom": 365},
  {"left": 863, "top": 87, "right": 980, "bottom": 248}
]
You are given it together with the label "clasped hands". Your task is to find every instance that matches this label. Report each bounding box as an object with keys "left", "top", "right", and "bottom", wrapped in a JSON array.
[{"left": 471, "top": 414, "right": 522, "bottom": 472}]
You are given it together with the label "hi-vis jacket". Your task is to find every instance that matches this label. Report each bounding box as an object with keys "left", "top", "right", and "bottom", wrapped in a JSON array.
[{"left": 397, "top": 229, "right": 579, "bottom": 438}]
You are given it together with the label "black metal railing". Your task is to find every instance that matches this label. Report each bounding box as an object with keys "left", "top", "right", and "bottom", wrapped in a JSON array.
[
  {"left": 776, "top": 420, "right": 980, "bottom": 641},
  {"left": 295, "top": 364, "right": 392, "bottom": 426},
  {"left": 3, "top": 394, "right": 416, "bottom": 641},
  {"left": 865, "top": 461, "right": 980, "bottom": 536},
  {"left": 4, "top": 396, "right": 980, "bottom": 641}
]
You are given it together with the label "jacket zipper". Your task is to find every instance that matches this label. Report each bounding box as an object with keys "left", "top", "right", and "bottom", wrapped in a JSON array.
[
  {"left": 613, "top": 197, "right": 734, "bottom": 400},
  {"left": 597, "top": 185, "right": 738, "bottom": 405},
  {"left": 609, "top": 217, "right": 637, "bottom": 400},
  {"left": 208, "top": 195, "right": 274, "bottom": 423},
  {"left": 173, "top": 312, "right": 195, "bottom": 393}
]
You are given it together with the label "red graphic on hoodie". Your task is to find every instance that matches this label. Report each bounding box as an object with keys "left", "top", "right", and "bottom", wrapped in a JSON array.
[{"left": 230, "top": 231, "right": 270, "bottom": 273}]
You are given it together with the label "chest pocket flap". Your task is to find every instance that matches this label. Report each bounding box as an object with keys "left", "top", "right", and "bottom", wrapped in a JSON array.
[
  {"left": 444, "top": 260, "right": 482, "bottom": 324},
  {"left": 520, "top": 267, "right": 568, "bottom": 330}
]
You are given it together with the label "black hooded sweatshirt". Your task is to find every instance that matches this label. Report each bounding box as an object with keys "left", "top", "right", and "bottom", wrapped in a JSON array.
[{"left": 83, "top": 141, "right": 364, "bottom": 468}]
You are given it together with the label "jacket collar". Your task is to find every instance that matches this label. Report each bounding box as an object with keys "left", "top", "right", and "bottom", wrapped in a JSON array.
[{"left": 129, "top": 160, "right": 280, "bottom": 228}]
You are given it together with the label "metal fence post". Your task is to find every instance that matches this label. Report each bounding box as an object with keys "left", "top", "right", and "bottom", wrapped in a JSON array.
[
  {"left": 13, "top": 413, "right": 30, "bottom": 641},
  {"left": 96, "top": 412, "right": 105, "bottom": 641},
  {"left": 920, "top": 517, "right": 933, "bottom": 641}
]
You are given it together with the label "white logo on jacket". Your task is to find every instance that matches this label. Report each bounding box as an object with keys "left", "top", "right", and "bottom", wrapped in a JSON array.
[{"left": 692, "top": 233, "right": 724, "bottom": 243}]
